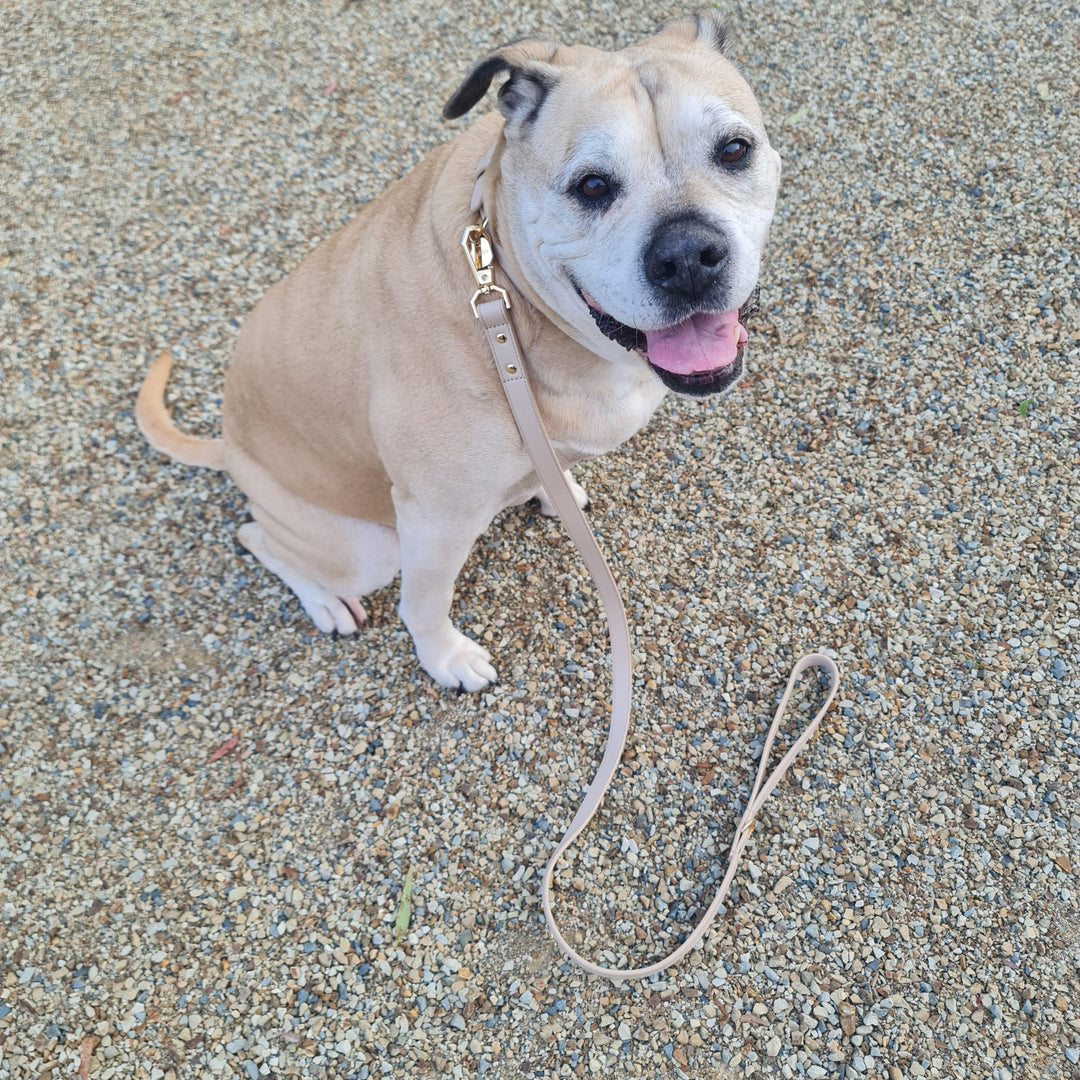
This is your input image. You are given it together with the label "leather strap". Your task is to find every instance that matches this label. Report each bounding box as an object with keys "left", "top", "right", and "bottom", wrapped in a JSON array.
[{"left": 474, "top": 262, "right": 839, "bottom": 982}]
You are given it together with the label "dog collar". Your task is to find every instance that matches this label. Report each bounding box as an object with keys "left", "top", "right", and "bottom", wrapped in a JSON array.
[
  {"left": 470, "top": 145, "right": 495, "bottom": 216},
  {"left": 468, "top": 144, "right": 532, "bottom": 303}
]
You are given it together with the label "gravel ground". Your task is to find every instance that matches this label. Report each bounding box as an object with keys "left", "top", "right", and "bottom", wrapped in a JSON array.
[{"left": 2, "top": 1, "right": 1078, "bottom": 1078}]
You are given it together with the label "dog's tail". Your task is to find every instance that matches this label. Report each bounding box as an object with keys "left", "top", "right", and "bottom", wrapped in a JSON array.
[{"left": 135, "top": 350, "right": 227, "bottom": 470}]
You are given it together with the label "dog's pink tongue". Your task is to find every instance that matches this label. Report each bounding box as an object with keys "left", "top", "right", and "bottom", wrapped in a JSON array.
[{"left": 645, "top": 310, "right": 747, "bottom": 375}]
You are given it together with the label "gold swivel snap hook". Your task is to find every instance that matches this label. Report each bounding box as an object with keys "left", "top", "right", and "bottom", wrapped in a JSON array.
[{"left": 461, "top": 221, "right": 511, "bottom": 317}]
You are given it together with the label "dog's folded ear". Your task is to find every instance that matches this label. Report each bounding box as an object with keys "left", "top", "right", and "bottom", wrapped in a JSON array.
[
  {"left": 443, "top": 38, "right": 559, "bottom": 122},
  {"left": 659, "top": 10, "right": 736, "bottom": 58}
]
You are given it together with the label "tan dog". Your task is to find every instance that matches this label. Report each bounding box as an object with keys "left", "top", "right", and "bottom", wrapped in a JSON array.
[{"left": 136, "top": 14, "right": 781, "bottom": 691}]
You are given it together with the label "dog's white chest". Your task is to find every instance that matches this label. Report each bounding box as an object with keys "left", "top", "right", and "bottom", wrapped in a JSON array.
[{"left": 553, "top": 376, "right": 667, "bottom": 460}]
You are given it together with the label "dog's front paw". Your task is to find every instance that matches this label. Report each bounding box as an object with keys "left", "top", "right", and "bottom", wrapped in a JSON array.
[
  {"left": 415, "top": 628, "right": 497, "bottom": 692},
  {"left": 536, "top": 470, "right": 590, "bottom": 517}
]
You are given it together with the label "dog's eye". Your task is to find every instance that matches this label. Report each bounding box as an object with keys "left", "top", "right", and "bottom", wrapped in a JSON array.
[
  {"left": 717, "top": 139, "right": 751, "bottom": 167},
  {"left": 576, "top": 175, "right": 612, "bottom": 199}
]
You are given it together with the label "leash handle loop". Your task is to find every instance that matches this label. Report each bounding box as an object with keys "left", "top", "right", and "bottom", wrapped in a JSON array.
[{"left": 472, "top": 244, "right": 840, "bottom": 981}]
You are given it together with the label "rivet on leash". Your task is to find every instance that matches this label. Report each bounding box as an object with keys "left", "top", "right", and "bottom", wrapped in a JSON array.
[
  {"left": 506, "top": 364, "right": 517, "bottom": 373},
  {"left": 496, "top": 333, "right": 507, "bottom": 343}
]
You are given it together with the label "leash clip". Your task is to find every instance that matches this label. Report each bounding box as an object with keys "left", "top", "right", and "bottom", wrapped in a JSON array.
[{"left": 461, "top": 222, "right": 511, "bottom": 317}]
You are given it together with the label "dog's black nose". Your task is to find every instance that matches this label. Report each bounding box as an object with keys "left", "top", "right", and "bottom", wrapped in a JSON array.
[{"left": 643, "top": 218, "right": 729, "bottom": 303}]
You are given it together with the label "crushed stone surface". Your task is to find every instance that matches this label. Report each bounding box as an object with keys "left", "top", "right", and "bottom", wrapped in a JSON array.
[{"left": 1, "top": 1, "right": 1078, "bottom": 1078}]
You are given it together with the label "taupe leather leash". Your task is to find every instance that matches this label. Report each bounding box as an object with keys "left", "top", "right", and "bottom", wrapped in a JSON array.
[{"left": 462, "top": 183, "right": 840, "bottom": 980}]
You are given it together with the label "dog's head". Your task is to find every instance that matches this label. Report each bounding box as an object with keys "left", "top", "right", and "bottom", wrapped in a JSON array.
[{"left": 445, "top": 13, "right": 781, "bottom": 397}]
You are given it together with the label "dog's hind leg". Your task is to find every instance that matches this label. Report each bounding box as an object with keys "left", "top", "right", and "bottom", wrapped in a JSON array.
[
  {"left": 237, "top": 501, "right": 400, "bottom": 635},
  {"left": 224, "top": 445, "right": 400, "bottom": 634},
  {"left": 237, "top": 521, "right": 362, "bottom": 633}
]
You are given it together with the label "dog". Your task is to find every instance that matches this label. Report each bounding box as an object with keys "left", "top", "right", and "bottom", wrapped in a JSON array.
[{"left": 136, "top": 13, "right": 782, "bottom": 691}]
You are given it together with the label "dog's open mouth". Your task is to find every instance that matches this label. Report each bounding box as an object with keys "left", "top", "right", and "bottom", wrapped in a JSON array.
[{"left": 577, "top": 286, "right": 760, "bottom": 397}]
